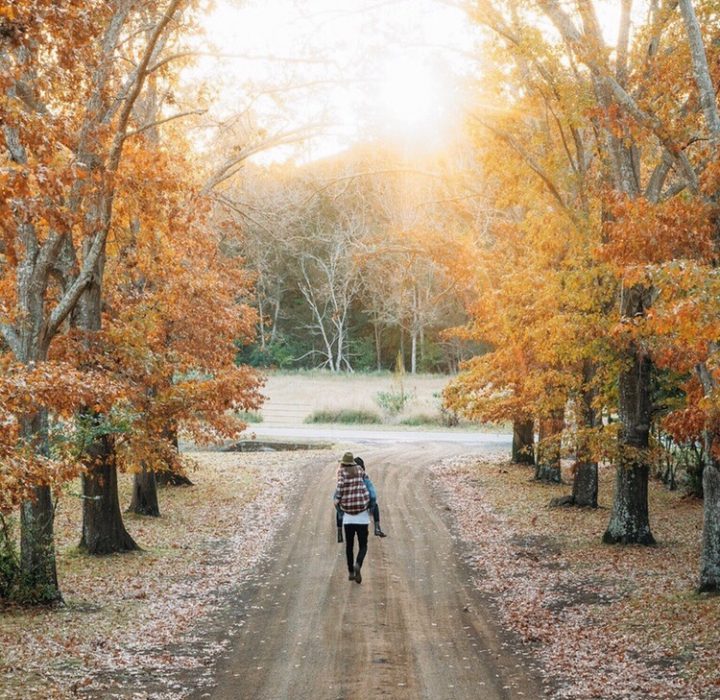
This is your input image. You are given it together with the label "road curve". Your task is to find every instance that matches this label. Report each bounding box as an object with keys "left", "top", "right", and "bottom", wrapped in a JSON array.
[{"left": 194, "top": 441, "right": 543, "bottom": 700}]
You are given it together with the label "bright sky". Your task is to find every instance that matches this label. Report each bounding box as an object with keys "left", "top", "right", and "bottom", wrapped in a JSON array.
[
  {"left": 189, "top": 0, "right": 647, "bottom": 164},
  {"left": 190, "top": 0, "right": 476, "bottom": 162}
]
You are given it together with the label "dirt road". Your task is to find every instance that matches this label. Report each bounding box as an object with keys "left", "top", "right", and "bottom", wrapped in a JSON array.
[{"left": 195, "top": 442, "right": 543, "bottom": 700}]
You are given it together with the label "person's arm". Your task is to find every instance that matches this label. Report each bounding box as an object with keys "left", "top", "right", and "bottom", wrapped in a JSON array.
[
  {"left": 334, "top": 469, "right": 345, "bottom": 505},
  {"left": 364, "top": 475, "right": 377, "bottom": 509}
]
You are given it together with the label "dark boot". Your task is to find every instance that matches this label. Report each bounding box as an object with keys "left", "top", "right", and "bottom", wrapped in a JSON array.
[
  {"left": 337, "top": 527, "right": 343, "bottom": 543},
  {"left": 374, "top": 522, "right": 386, "bottom": 537}
]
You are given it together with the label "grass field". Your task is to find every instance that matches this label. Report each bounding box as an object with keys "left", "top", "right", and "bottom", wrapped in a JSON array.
[{"left": 259, "top": 370, "right": 468, "bottom": 426}]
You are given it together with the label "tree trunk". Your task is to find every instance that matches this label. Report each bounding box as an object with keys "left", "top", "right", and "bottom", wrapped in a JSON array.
[
  {"left": 128, "top": 465, "right": 160, "bottom": 517},
  {"left": 374, "top": 317, "right": 382, "bottom": 371},
  {"left": 79, "top": 419, "right": 139, "bottom": 555},
  {"left": 572, "top": 462, "right": 598, "bottom": 508},
  {"left": 18, "top": 412, "right": 61, "bottom": 604},
  {"left": 20, "top": 486, "right": 60, "bottom": 603},
  {"left": 602, "top": 460, "right": 654, "bottom": 544},
  {"left": 75, "top": 242, "right": 138, "bottom": 553},
  {"left": 257, "top": 293, "right": 266, "bottom": 351},
  {"left": 699, "top": 456, "right": 720, "bottom": 592},
  {"left": 269, "top": 291, "right": 281, "bottom": 345},
  {"left": 556, "top": 361, "right": 599, "bottom": 508},
  {"left": 535, "top": 410, "right": 563, "bottom": 483},
  {"left": 512, "top": 418, "right": 535, "bottom": 465},
  {"left": 573, "top": 362, "right": 599, "bottom": 507},
  {"left": 603, "top": 342, "right": 655, "bottom": 544},
  {"left": 410, "top": 330, "right": 417, "bottom": 375}
]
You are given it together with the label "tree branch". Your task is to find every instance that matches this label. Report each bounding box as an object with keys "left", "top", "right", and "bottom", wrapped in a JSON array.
[
  {"left": 678, "top": 0, "right": 720, "bottom": 142},
  {"left": 126, "top": 108, "right": 206, "bottom": 137},
  {"left": 0, "top": 323, "right": 21, "bottom": 356},
  {"left": 471, "top": 113, "right": 577, "bottom": 222}
]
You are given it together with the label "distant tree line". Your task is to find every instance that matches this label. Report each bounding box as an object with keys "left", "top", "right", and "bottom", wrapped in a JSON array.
[{"left": 218, "top": 144, "right": 487, "bottom": 374}]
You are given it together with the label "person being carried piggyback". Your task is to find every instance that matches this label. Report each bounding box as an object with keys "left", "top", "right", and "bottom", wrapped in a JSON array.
[{"left": 333, "top": 451, "right": 386, "bottom": 583}]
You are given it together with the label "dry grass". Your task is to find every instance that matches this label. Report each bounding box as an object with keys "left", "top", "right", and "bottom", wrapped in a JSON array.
[
  {"left": 432, "top": 458, "right": 717, "bottom": 699},
  {"left": 260, "top": 371, "right": 452, "bottom": 425},
  {"left": 0, "top": 450, "right": 323, "bottom": 700}
]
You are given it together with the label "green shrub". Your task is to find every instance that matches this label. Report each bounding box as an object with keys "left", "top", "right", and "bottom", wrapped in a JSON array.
[
  {"left": 375, "top": 387, "right": 413, "bottom": 415},
  {"left": 0, "top": 515, "right": 19, "bottom": 600},
  {"left": 304, "top": 409, "right": 383, "bottom": 424},
  {"left": 236, "top": 410, "right": 264, "bottom": 423},
  {"left": 399, "top": 413, "right": 445, "bottom": 426}
]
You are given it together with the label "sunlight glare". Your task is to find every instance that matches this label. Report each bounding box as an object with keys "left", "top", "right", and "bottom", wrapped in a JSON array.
[{"left": 377, "top": 57, "right": 451, "bottom": 145}]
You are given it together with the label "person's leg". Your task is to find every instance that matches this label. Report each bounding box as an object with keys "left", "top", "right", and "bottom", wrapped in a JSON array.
[
  {"left": 352, "top": 524, "right": 369, "bottom": 584},
  {"left": 344, "top": 524, "right": 357, "bottom": 576},
  {"left": 356, "top": 524, "right": 369, "bottom": 568},
  {"left": 372, "top": 503, "right": 386, "bottom": 537}
]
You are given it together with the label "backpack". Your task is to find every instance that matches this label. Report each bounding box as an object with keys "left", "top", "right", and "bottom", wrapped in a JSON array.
[{"left": 337, "top": 471, "right": 370, "bottom": 514}]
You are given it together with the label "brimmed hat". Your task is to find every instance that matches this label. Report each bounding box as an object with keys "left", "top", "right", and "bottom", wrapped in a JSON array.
[{"left": 339, "top": 451, "right": 355, "bottom": 466}]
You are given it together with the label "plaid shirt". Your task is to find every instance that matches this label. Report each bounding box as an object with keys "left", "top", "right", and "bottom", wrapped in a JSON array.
[{"left": 335, "top": 467, "right": 370, "bottom": 514}]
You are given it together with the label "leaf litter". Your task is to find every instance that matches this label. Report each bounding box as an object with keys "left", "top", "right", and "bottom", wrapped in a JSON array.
[
  {"left": 430, "top": 456, "right": 719, "bottom": 700},
  {"left": 0, "top": 450, "right": 323, "bottom": 699}
]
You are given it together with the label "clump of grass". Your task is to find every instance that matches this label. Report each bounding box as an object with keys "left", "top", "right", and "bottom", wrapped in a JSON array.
[
  {"left": 304, "top": 409, "right": 383, "bottom": 425},
  {"left": 236, "top": 410, "right": 264, "bottom": 423},
  {"left": 399, "top": 413, "right": 446, "bottom": 427}
]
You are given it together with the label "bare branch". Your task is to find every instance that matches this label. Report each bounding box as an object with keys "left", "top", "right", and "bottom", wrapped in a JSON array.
[{"left": 126, "top": 108, "right": 206, "bottom": 137}]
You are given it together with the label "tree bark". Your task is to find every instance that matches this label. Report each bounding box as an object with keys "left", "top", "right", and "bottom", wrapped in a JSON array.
[
  {"left": 556, "top": 361, "right": 599, "bottom": 508},
  {"left": 602, "top": 460, "right": 654, "bottom": 544},
  {"left": 572, "top": 462, "right": 598, "bottom": 508},
  {"left": 410, "top": 330, "right": 418, "bottom": 375},
  {"left": 374, "top": 317, "right": 382, "bottom": 371},
  {"left": 699, "top": 456, "right": 720, "bottom": 592},
  {"left": 128, "top": 465, "right": 160, "bottom": 517},
  {"left": 535, "top": 409, "right": 563, "bottom": 483},
  {"left": 18, "top": 411, "right": 61, "bottom": 603},
  {"left": 79, "top": 425, "right": 139, "bottom": 555},
  {"left": 603, "top": 341, "right": 655, "bottom": 544},
  {"left": 572, "top": 362, "right": 599, "bottom": 507},
  {"left": 20, "top": 486, "right": 60, "bottom": 604},
  {"left": 512, "top": 418, "right": 535, "bottom": 465}
]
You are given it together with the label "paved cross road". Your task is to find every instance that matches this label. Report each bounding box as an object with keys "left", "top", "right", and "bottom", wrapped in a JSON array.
[
  {"left": 193, "top": 438, "right": 542, "bottom": 700},
  {"left": 247, "top": 424, "right": 512, "bottom": 447}
]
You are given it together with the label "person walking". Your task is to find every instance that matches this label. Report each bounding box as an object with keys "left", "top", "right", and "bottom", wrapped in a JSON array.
[{"left": 334, "top": 451, "right": 370, "bottom": 583}]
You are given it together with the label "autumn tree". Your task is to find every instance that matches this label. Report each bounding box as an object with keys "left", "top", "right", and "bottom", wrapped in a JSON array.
[
  {"left": 0, "top": 0, "right": 215, "bottom": 596},
  {"left": 451, "top": 1, "right": 720, "bottom": 594}
]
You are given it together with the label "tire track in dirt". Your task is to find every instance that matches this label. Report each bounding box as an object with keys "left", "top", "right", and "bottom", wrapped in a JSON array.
[{"left": 196, "top": 442, "right": 543, "bottom": 700}]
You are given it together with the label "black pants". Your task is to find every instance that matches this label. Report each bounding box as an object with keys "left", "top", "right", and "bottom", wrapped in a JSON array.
[{"left": 344, "top": 524, "right": 368, "bottom": 573}]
